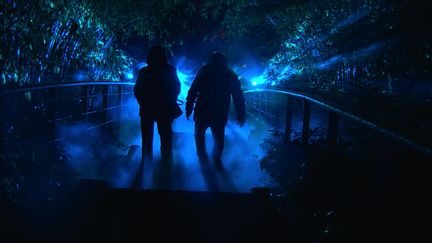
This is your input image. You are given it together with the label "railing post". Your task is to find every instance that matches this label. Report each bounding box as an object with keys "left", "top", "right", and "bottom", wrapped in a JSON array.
[
  {"left": 0, "top": 96, "right": 3, "bottom": 151},
  {"left": 285, "top": 96, "right": 293, "bottom": 143},
  {"left": 48, "top": 87, "right": 57, "bottom": 139},
  {"left": 254, "top": 92, "right": 258, "bottom": 110},
  {"left": 256, "top": 92, "right": 260, "bottom": 112},
  {"left": 0, "top": 127, "right": 3, "bottom": 152},
  {"left": 81, "top": 86, "right": 88, "bottom": 122},
  {"left": 328, "top": 111, "right": 339, "bottom": 152},
  {"left": 117, "top": 85, "right": 122, "bottom": 132},
  {"left": 302, "top": 99, "right": 311, "bottom": 145},
  {"left": 102, "top": 85, "right": 108, "bottom": 123},
  {"left": 0, "top": 120, "right": 3, "bottom": 152}
]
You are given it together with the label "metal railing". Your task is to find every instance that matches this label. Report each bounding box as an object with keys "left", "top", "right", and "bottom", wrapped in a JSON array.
[
  {"left": 0, "top": 82, "right": 135, "bottom": 148},
  {"left": 1, "top": 83, "right": 430, "bottom": 156},
  {"left": 244, "top": 88, "right": 432, "bottom": 157}
]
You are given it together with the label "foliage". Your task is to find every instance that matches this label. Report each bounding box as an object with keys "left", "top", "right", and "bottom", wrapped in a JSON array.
[
  {"left": 0, "top": 0, "right": 229, "bottom": 86},
  {"left": 0, "top": 132, "right": 77, "bottom": 205},
  {"left": 0, "top": 0, "right": 135, "bottom": 86},
  {"left": 211, "top": 0, "right": 431, "bottom": 98},
  {"left": 0, "top": 153, "right": 25, "bottom": 204},
  {"left": 2, "top": 0, "right": 430, "bottom": 88}
]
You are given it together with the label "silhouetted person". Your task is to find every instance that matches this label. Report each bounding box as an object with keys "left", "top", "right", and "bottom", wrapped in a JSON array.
[
  {"left": 186, "top": 51, "right": 246, "bottom": 168},
  {"left": 134, "top": 45, "right": 182, "bottom": 162}
]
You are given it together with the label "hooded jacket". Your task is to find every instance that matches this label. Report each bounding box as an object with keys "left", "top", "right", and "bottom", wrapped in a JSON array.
[
  {"left": 186, "top": 62, "right": 245, "bottom": 125},
  {"left": 134, "top": 64, "right": 181, "bottom": 120}
]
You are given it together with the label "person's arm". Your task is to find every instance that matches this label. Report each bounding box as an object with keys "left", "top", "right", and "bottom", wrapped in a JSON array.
[
  {"left": 134, "top": 69, "right": 145, "bottom": 107},
  {"left": 231, "top": 73, "right": 246, "bottom": 126},
  {"left": 166, "top": 66, "right": 181, "bottom": 102},
  {"left": 185, "top": 68, "right": 203, "bottom": 119},
  {"left": 172, "top": 67, "right": 181, "bottom": 98}
]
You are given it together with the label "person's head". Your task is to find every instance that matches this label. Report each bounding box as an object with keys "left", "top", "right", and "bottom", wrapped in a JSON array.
[
  {"left": 209, "top": 51, "right": 227, "bottom": 67},
  {"left": 147, "top": 45, "right": 168, "bottom": 66}
]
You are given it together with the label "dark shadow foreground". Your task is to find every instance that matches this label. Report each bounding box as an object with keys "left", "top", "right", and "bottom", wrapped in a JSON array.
[{"left": 1, "top": 180, "right": 281, "bottom": 242}]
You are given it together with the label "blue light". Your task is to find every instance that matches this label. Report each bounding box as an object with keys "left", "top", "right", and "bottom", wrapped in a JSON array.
[
  {"left": 314, "top": 41, "right": 387, "bottom": 70},
  {"left": 177, "top": 70, "right": 192, "bottom": 99},
  {"left": 174, "top": 57, "right": 198, "bottom": 100},
  {"left": 74, "top": 72, "right": 86, "bottom": 81},
  {"left": 271, "top": 81, "right": 276, "bottom": 86},
  {"left": 251, "top": 75, "right": 267, "bottom": 86},
  {"left": 136, "top": 62, "right": 146, "bottom": 69},
  {"left": 177, "top": 71, "right": 187, "bottom": 84},
  {"left": 126, "top": 72, "right": 134, "bottom": 79}
]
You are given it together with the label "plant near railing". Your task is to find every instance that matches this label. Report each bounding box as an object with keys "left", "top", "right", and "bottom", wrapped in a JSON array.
[
  {"left": 291, "top": 127, "right": 327, "bottom": 146},
  {"left": 1, "top": 118, "right": 78, "bottom": 206},
  {"left": 0, "top": 153, "right": 25, "bottom": 205},
  {"left": 0, "top": 142, "right": 78, "bottom": 206}
]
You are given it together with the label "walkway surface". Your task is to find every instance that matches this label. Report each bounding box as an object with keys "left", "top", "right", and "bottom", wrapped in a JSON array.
[{"left": 58, "top": 104, "right": 282, "bottom": 193}]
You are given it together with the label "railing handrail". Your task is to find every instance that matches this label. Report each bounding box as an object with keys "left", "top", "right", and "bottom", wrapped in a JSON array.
[
  {"left": 1, "top": 83, "right": 430, "bottom": 156},
  {"left": 244, "top": 88, "right": 432, "bottom": 156},
  {"left": 0, "top": 81, "right": 135, "bottom": 94}
]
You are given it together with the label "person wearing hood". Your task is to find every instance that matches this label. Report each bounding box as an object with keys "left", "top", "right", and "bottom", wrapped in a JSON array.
[
  {"left": 186, "top": 51, "right": 246, "bottom": 168},
  {"left": 134, "top": 45, "right": 182, "bottom": 162}
]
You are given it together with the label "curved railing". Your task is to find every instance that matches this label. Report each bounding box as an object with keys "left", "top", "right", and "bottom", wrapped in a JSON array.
[
  {"left": 244, "top": 88, "right": 432, "bottom": 156},
  {"left": 0, "top": 82, "right": 136, "bottom": 148},
  {"left": 0, "top": 81, "right": 135, "bottom": 94},
  {"left": 1, "top": 82, "right": 430, "bottom": 156}
]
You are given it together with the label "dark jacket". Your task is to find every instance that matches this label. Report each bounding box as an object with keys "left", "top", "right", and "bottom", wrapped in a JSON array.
[
  {"left": 134, "top": 64, "right": 182, "bottom": 120},
  {"left": 186, "top": 63, "right": 245, "bottom": 125}
]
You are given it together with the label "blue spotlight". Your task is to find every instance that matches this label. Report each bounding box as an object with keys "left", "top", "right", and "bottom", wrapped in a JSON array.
[
  {"left": 74, "top": 72, "right": 86, "bottom": 81},
  {"left": 251, "top": 75, "right": 266, "bottom": 86},
  {"left": 126, "top": 72, "right": 134, "bottom": 80}
]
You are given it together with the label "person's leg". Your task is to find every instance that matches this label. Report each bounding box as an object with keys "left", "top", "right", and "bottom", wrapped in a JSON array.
[
  {"left": 140, "top": 117, "right": 154, "bottom": 162},
  {"left": 194, "top": 121, "right": 208, "bottom": 159},
  {"left": 210, "top": 123, "right": 225, "bottom": 163},
  {"left": 157, "top": 119, "right": 173, "bottom": 161}
]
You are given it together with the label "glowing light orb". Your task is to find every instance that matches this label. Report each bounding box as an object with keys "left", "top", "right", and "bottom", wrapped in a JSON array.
[
  {"left": 74, "top": 73, "right": 86, "bottom": 81},
  {"left": 251, "top": 75, "right": 267, "bottom": 86},
  {"left": 126, "top": 72, "right": 134, "bottom": 79}
]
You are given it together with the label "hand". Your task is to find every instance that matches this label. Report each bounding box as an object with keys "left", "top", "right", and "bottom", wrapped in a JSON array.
[
  {"left": 237, "top": 113, "right": 245, "bottom": 127},
  {"left": 237, "top": 119, "right": 245, "bottom": 127},
  {"left": 185, "top": 103, "right": 193, "bottom": 120},
  {"left": 186, "top": 110, "right": 192, "bottom": 120}
]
